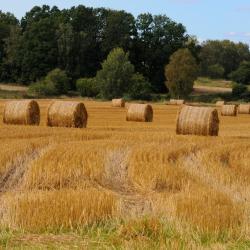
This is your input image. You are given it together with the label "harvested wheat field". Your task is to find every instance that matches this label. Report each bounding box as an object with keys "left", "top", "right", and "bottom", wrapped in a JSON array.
[{"left": 0, "top": 99, "right": 250, "bottom": 249}]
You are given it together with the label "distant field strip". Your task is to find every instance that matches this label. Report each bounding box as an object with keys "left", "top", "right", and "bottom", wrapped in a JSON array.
[
  {"left": 193, "top": 85, "right": 232, "bottom": 94},
  {"left": 0, "top": 84, "right": 28, "bottom": 92}
]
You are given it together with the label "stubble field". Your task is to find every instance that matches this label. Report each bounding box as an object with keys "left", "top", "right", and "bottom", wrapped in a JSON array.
[{"left": 0, "top": 99, "right": 250, "bottom": 249}]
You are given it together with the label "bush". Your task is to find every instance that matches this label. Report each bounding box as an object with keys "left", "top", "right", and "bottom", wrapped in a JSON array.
[
  {"left": 96, "top": 48, "right": 134, "bottom": 99},
  {"left": 28, "top": 69, "right": 70, "bottom": 96},
  {"left": 28, "top": 81, "right": 56, "bottom": 96},
  {"left": 76, "top": 78, "right": 99, "bottom": 97},
  {"left": 232, "top": 84, "right": 247, "bottom": 99},
  {"left": 128, "top": 73, "right": 152, "bottom": 100},
  {"left": 207, "top": 64, "right": 225, "bottom": 79},
  {"left": 229, "top": 61, "right": 250, "bottom": 85},
  {"left": 45, "top": 68, "right": 70, "bottom": 94}
]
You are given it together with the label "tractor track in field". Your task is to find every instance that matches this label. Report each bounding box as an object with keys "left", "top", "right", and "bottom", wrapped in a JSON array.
[
  {"left": 101, "top": 148, "right": 153, "bottom": 218},
  {"left": 0, "top": 146, "right": 51, "bottom": 195}
]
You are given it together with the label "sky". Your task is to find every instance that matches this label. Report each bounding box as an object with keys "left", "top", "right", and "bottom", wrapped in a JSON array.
[{"left": 1, "top": 0, "right": 250, "bottom": 44}]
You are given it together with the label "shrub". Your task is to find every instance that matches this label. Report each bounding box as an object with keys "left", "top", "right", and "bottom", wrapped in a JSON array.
[
  {"left": 76, "top": 78, "right": 99, "bottom": 97},
  {"left": 28, "top": 81, "right": 56, "bottom": 96},
  {"left": 45, "top": 68, "right": 70, "bottom": 95},
  {"left": 207, "top": 64, "right": 225, "bottom": 79},
  {"left": 28, "top": 69, "right": 70, "bottom": 96},
  {"left": 232, "top": 84, "right": 247, "bottom": 99},
  {"left": 128, "top": 73, "right": 152, "bottom": 100},
  {"left": 96, "top": 48, "right": 134, "bottom": 99}
]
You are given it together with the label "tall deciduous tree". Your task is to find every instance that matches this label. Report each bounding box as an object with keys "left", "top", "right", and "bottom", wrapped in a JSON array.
[
  {"left": 17, "top": 6, "right": 60, "bottom": 83},
  {"left": 229, "top": 61, "right": 250, "bottom": 85},
  {"left": 96, "top": 48, "right": 134, "bottom": 99},
  {"left": 165, "top": 48, "right": 199, "bottom": 98},
  {"left": 135, "top": 13, "right": 187, "bottom": 92},
  {"left": 200, "top": 40, "right": 250, "bottom": 78},
  {"left": 0, "top": 11, "right": 19, "bottom": 81}
]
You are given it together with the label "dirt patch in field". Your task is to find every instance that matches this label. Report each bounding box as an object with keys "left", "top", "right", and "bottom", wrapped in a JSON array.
[
  {"left": 0, "top": 84, "right": 28, "bottom": 92},
  {"left": 193, "top": 85, "right": 232, "bottom": 94}
]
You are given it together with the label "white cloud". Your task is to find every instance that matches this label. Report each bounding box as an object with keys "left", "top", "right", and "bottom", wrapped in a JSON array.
[
  {"left": 226, "top": 32, "right": 238, "bottom": 36},
  {"left": 244, "top": 32, "right": 250, "bottom": 37},
  {"left": 225, "top": 32, "right": 250, "bottom": 38}
]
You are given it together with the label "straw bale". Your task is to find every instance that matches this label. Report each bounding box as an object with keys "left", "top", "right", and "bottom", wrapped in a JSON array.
[
  {"left": 221, "top": 105, "right": 237, "bottom": 116},
  {"left": 176, "top": 105, "right": 219, "bottom": 136},
  {"left": 47, "top": 101, "right": 88, "bottom": 128},
  {"left": 170, "top": 99, "right": 185, "bottom": 105},
  {"left": 112, "top": 99, "right": 125, "bottom": 107},
  {"left": 3, "top": 100, "right": 40, "bottom": 125},
  {"left": 126, "top": 104, "right": 153, "bottom": 122},
  {"left": 216, "top": 101, "right": 225, "bottom": 107},
  {"left": 238, "top": 104, "right": 250, "bottom": 114}
]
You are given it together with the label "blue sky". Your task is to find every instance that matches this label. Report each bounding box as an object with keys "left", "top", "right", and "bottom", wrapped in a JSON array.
[{"left": 1, "top": 0, "right": 250, "bottom": 44}]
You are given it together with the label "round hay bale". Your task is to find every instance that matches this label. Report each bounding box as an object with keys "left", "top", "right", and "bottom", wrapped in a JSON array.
[
  {"left": 125, "top": 102, "right": 131, "bottom": 109},
  {"left": 221, "top": 105, "right": 237, "bottom": 116},
  {"left": 126, "top": 104, "right": 153, "bottom": 122},
  {"left": 216, "top": 101, "right": 225, "bottom": 107},
  {"left": 169, "top": 99, "right": 185, "bottom": 105},
  {"left": 238, "top": 104, "right": 250, "bottom": 114},
  {"left": 47, "top": 101, "right": 88, "bottom": 128},
  {"left": 112, "top": 99, "right": 125, "bottom": 108},
  {"left": 3, "top": 100, "right": 40, "bottom": 126},
  {"left": 176, "top": 105, "right": 219, "bottom": 136},
  {"left": 170, "top": 99, "right": 177, "bottom": 105},
  {"left": 176, "top": 99, "right": 185, "bottom": 105}
]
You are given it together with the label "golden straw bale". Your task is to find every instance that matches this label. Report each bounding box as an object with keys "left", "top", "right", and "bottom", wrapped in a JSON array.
[
  {"left": 170, "top": 99, "right": 177, "bottom": 105},
  {"left": 170, "top": 99, "right": 185, "bottom": 105},
  {"left": 238, "top": 104, "right": 250, "bottom": 114},
  {"left": 3, "top": 100, "right": 40, "bottom": 125},
  {"left": 126, "top": 104, "right": 153, "bottom": 122},
  {"left": 112, "top": 98, "right": 125, "bottom": 107},
  {"left": 176, "top": 100, "right": 185, "bottom": 105},
  {"left": 216, "top": 101, "right": 225, "bottom": 107},
  {"left": 176, "top": 105, "right": 219, "bottom": 136},
  {"left": 221, "top": 105, "right": 237, "bottom": 116},
  {"left": 47, "top": 101, "right": 88, "bottom": 128},
  {"left": 125, "top": 102, "right": 131, "bottom": 109}
]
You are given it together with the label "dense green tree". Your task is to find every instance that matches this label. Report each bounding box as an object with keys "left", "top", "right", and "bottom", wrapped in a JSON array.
[
  {"left": 96, "top": 8, "right": 136, "bottom": 55},
  {"left": 200, "top": 40, "right": 250, "bottom": 78},
  {"left": 232, "top": 84, "right": 248, "bottom": 99},
  {"left": 128, "top": 73, "right": 152, "bottom": 100},
  {"left": 67, "top": 5, "right": 99, "bottom": 80},
  {"left": 0, "top": 25, "right": 21, "bottom": 81},
  {"left": 96, "top": 48, "right": 134, "bottom": 99},
  {"left": 165, "top": 49, "right": 199, "bottom": 98},
  {"left": 57, "top": 23, "right": 75, "bottom": 75},
  {"left": 17, "top": 6, "right": 60, "bottom": 83},
  {"left": 135, "top": 13, "right": 187, "bottom": 92},
  {"left": 229, "top": 61, "right": 250, "bottom": 85},
  {"left": 76, "top": 77, "right": 99, "bottom": 97},
  {"left": 207, "top": 64, "right": 225, "bottom": 79},
  {"left": 185, "top": 36, "right": 201, "bottom": 62},
  {"left": 0, "top": 11, "right": 19, "bottom": 81}
]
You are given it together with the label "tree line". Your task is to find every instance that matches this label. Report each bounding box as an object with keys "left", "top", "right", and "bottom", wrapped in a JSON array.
[{"left": 0, "top": 5, "right": 250, "bottom": 98}]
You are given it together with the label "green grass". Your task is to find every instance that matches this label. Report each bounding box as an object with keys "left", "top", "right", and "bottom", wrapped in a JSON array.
[
  {"left": 195, "top": 77, "right": 234, "bottom": 88},
  {"left": 1, "top": 219, "right": 250, "bottom": 249}
]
